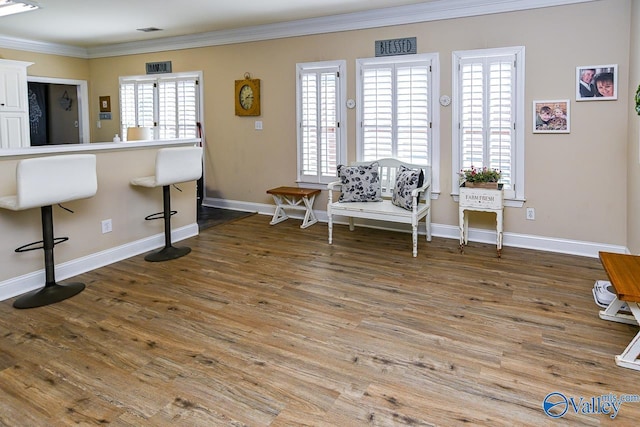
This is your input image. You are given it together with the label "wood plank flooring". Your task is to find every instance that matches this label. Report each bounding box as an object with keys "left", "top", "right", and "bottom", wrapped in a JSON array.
[{"left": 1, "top": 214, "right": 639, "bottom": 426}]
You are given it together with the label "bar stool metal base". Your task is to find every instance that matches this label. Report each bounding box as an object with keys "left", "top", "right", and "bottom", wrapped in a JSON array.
[
  {"left": 144, "top": 245, "right": 191, "bottom": 262},
  {"left": 13, "top": 282, "right": 85, "bottom": 309}
]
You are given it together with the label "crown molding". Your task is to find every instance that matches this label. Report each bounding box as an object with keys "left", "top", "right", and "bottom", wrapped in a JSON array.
[
  {"left": 0, "top": 0, "right": 597, "bottom": 59},
  {"left": 0, "top": 34, "right": 88, "bottom": 58}
]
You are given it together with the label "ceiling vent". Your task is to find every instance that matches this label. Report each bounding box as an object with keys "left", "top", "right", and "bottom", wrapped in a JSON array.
[{"left": 137, "top": 27, "right": 163, "bottom": 33}]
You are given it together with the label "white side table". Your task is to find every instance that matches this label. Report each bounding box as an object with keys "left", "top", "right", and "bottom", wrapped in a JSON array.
[{"left": 459, "top": 185, "right": 504, "bottom": 257}]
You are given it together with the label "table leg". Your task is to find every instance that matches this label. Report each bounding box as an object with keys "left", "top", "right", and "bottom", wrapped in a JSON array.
[
  {"left": 459, "top": 208, "right": 466, "bottom": 253},
  {"left": 599, "top": 297, "right": 637, "bottom": 325},
  {"left": 269, "top": 195, "right": 289, "bottom": 225},
  {"left": 615, "top": 303, "right": 640, "bottom": 371},
  {"left": 300, "top": 195, "right": 318, "bottom": 229},
  {"left": 496, "top": 210, "right": 503, "bottom": 258},
  {"left": 600, "top": 299, "right": 640, "bottom": 371}
]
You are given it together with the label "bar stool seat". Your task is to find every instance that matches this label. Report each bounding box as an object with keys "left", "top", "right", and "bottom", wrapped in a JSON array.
[
  {"left": 0, "top": 154, "right": 97, "bottom": 309},
  {"left": 131, "top": 146, "right": 203, "bottom": 262}
]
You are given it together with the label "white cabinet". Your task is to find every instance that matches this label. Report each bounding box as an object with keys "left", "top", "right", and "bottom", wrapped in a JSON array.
[{"left": 0, "top": 59, "right": 32, "bottom": 149}]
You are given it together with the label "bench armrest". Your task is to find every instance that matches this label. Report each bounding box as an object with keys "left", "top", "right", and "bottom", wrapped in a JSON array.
[
  {"left": 410, "top": 174, "right": 432, "bottom": 212},
  {"left": 327, "top": 180, "right": 342, "bottom": 204},
  {"left": 327, "top": 180, "right": 342, "bottom": 190}
]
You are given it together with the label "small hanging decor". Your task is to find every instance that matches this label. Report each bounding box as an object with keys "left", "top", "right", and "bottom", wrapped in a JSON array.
[{"left": 59, "top": 90, "right": 72, "bottom": 111}]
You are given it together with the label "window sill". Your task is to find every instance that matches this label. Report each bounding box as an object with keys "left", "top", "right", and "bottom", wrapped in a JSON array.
[{"left": 295, "top": 181, "right": 330, "bottom": 190}]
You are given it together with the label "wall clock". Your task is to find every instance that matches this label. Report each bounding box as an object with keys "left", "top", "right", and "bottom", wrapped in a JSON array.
[{"left": 235, "top": 78, "right": 261, "bottom": 116}]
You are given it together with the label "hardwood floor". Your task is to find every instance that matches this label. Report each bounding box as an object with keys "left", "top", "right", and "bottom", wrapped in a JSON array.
[{"left": 0, "top": 214, "right": 639, "bottom": 426}]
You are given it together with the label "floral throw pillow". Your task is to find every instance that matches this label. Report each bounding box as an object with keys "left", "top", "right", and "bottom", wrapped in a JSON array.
[
  {"left": 337, "top": 162, "right": 382, "bottom": 202},
  {"left": 392, "top": 165, "right": 424, "bottom": 210}
]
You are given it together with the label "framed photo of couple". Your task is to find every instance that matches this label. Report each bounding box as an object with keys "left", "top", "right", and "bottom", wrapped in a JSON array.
[
  {"left": 576, "top": 64, "right": 618, "bottom": 101},
  {"left": 533, "top": 100, "right": 570, "bottom": 133}
]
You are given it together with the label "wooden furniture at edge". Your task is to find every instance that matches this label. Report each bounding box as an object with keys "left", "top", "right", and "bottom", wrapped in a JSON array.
[
  {"left": 327, "top": 158, "right": 432, "bottom": 257},
  {"left": 266, "top": 186, "right": 320, "bottom": 229},
  {"left": 598, "top": 251, "right": 640, "bottom": 371},
  {"left": 459, "top": 184, "right": 504, "bottom": 257}
]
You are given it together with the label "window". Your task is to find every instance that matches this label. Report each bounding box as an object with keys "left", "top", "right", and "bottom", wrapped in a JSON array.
[
  {"left": 452, "top": 47, "right": 525, "bottom": 203},
  {"left": 119, "top": 72, "right": 202, "bottom": 141},
  {"left": 356, "top": 53, "right": 440, "bottom": 194},
  {"left": 296, "top": 60, "right": 346, "bottom": 185}
]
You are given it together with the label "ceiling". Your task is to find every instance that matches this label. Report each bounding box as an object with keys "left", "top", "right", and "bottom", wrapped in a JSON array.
[{"left": 0, "top": 0, "right": 433, "bottom": 49}]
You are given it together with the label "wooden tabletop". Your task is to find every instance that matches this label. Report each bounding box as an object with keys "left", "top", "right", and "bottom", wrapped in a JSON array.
[
  {"left": 267, "top": 186, "right": 321, "bottom": 197},
  {"left": 599, "top": 251, "right": 640, "bottom": 302}
]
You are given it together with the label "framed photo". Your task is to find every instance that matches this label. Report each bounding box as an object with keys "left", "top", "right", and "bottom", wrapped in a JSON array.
[
  {"left": 533, "top": 100, "right": 570, "bottom": 133},
  {"left": 99, "top": 96, "right": 111, "bottom": 112},
  {"left": 576, "top": 64, "right": 617, "bottom": 101}
]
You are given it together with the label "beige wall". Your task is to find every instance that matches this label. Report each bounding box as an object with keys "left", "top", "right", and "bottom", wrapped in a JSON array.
[
  {"left": 0, "top": 48, "right": 90, "bottom": 80},
  {"left": 628, "top": 0, "right": 640, "bottom": 253},
  {"left": 0, "top": 0, "right": 637, "bottom": 284}
]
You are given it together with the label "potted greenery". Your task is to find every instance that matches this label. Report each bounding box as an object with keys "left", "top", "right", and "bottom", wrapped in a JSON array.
[{"left": 459, "top": 166, "right": 502, "bottom": 189}]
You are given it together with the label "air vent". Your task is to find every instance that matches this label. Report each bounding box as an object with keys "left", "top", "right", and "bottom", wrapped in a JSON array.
[{"left": 137, "top": 27, "right": 163, "bottom": 33}]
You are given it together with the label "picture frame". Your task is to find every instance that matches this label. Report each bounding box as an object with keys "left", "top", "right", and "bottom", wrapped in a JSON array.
[
  {"left": 533, "top": 100, "right": 570, "bottom": 133},
  {"left": 99, "top": 96, "right": 111, "bottom": 112},
  {"left": 576, "top": 64, "right": 618, "bottom": 101}
]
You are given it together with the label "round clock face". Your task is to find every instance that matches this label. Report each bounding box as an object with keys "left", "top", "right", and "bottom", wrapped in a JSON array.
[{"left": 239, "top": 85, "right": 254, "bottom": 110}]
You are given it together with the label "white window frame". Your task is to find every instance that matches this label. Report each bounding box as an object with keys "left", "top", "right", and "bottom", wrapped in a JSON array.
[
  {"left": 452, "top": 46, "right": 525, "bottom": 206},
  {"left": 296, "top": 60, "right": 347, "bottom": 187},
  {"left": 119, "top": 71, "right": 204, "bottom": 141},
  {"left": 355, "top": 53, "right": 440, "bottom": 196}
]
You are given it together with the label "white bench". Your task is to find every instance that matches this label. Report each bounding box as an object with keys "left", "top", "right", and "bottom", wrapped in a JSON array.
[{"left": 327, "top": 158, "right": 432, "bottom": 257}]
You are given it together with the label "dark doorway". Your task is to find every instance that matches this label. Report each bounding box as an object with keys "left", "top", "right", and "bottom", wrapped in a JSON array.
[{"left": 28, "top": 82, "right": 80, "bottom": 146}]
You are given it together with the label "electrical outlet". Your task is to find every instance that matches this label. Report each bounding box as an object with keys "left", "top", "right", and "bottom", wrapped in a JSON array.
[
  {"left": 101, "top": 219, "right": 112, "bottom": 233},
  {"left": 526, "top": 208, "right": 535, "bottom": 221}
]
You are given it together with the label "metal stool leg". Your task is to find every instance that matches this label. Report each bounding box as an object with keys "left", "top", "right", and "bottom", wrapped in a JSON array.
[
  {"left": 144, "top": 185, "right": 191, "bottom": 262},
  {"left": 13, "top": 205, "right": 85, "bottom": 309}
]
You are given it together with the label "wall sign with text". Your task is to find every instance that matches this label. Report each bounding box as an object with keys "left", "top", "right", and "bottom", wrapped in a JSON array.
[{"left": 375, "top": 37, "right": 416, "bottom": 57}]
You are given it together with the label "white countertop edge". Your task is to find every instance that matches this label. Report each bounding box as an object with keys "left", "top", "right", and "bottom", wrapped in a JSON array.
[{"left": 0, "top": 138, "right": 201, "bottom": 158}]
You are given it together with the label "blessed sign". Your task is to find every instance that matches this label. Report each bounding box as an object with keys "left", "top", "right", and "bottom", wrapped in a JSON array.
[{"left": 375, "top": 37, "right": 417, "bottom": 57}]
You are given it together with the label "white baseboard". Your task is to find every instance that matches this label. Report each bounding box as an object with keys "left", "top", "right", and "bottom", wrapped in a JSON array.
[
  {"left": 203, "top": 197, "right": 628, "bottom": 258},
  {"left": 0, "top": 223, "right": 198, "bottom": 303}
]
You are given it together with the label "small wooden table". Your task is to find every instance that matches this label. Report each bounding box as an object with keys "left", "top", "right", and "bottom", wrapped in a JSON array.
[
  {"left": 266, "top": 186, "right": 320, "bottom": 229},
  {"left": 598, "top": 251, "right": 640, "bottom": 371}
]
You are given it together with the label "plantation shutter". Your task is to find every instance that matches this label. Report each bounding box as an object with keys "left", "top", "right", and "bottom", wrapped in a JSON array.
[
  {"left": 158, "top": 77, "right": 199, "bottom": 139},
  {"left": 362, "top": 66, "right": 393, "bottom": 160},
  {"left": 361, "top": 61, "right": 430, "bottom": 164},
  {"left": 119, "top": 79, "right": 155, "bottom": 140},
  {"left": 299, "top": 68, "right": 339, "bottom": 181},
  {"left": 459, "top": 54, "right": 514, "bottom": 189}
]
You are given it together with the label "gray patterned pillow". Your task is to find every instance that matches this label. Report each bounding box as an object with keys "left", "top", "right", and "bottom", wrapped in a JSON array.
[
  {"left": 392, "top": 165, "right": 424, "bottom": 210},
  {"left": 337, "top": 162, "right": 382, "bottom": 202}
]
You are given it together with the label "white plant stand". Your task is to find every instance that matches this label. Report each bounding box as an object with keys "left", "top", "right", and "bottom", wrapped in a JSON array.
[{"left": 459, "top": 185, "right": 504, "bottom": 257}]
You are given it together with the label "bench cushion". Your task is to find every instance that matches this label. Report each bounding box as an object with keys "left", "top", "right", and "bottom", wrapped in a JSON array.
[{"left": 337, "top": 162, "right": 382, "bottom": 202}]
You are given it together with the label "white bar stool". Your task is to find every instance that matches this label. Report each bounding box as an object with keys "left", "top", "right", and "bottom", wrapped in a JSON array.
[
  {"left": 0, "top": 154, "right": 97, "bottom": 309},
  {"left": 130, "top": 146, "right": 203, "bottom": 262}
]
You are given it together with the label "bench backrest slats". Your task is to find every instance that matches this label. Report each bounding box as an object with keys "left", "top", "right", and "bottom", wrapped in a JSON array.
[{"left": 351, "top": 158, "right": 431, "bottom": 200}]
